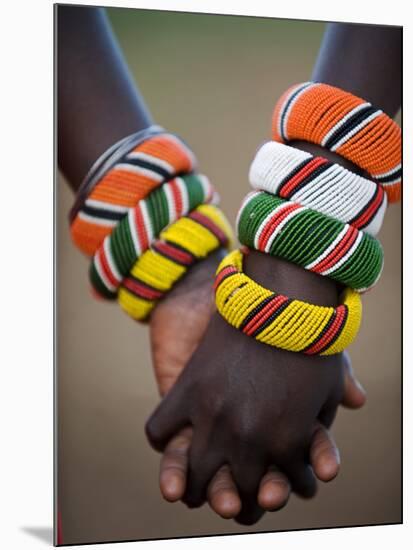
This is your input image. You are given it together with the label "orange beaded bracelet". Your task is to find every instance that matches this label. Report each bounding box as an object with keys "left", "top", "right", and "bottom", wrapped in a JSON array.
[
  {"left": 70, "top": 129, "right": 197, "bottom": 256},
  {"left": 272, "top": 82, "right": 401, "bottom": 203}
]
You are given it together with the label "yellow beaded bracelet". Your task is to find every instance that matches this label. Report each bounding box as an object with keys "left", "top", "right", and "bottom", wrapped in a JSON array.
[
  {"left": 118, "top": 204, "right": 233, "bottom": 321},
  {"left": 214, "top": 249, "right": 362, "bottom": 355}
]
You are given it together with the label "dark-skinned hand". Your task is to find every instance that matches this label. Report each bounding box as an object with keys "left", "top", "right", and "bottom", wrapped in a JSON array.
[{"left": 148, "top": 251, "right": 366, "bottom": 524}]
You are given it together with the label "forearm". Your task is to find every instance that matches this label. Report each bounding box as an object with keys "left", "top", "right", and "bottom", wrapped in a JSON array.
[
  {"left": 312, "top": 22, "right": 401, "bottom": 117},
  {"left": 246, "top": 23, "right": 401, "bottom": 302},
  {"left": 293, "top": 23, "right": 401, "bottom": 172},
  {"left": 57, "top": 5, "right": 153, "bottom": 192},
  {"left": 292, "top": 22, "right": 401, "bottom": 174}
]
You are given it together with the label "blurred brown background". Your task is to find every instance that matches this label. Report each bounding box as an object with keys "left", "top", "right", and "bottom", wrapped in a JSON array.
[{"left": 56, "top": 8, "right": 401, "bottom": 545}]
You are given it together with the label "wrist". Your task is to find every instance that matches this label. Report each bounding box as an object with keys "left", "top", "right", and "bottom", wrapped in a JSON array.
[
  {"left": 244, "top": 251, "right": 339, "bottom": 307},
  {"left": 156, "top": 247, "right": 227, "bottom": 301},
  {"left": 289, "top": 140, "right": 366, "bottom": 177}
]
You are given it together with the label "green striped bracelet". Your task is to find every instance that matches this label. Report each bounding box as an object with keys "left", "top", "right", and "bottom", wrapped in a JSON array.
[
  {"left": 90, "top": 173, "right": 217, "bottom": 299},
  {"left": 237, "top": 191, "right": 383, "bottom": 292}
]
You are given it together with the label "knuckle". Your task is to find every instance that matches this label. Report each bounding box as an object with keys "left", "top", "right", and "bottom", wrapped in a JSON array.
[
  {"left": 199, "top": 392, "right": 226, "bottom": 416},
  {"left": 144, "top": 418, "right": 163, "bottom": 450},
  {"left": 233, "top": 423, "right": 262, "bottom": 449},
  {"left": 227, "top": 414, "right": 251, "bottom": 439}
]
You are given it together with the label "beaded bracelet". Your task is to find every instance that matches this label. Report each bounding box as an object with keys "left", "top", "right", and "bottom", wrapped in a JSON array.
[
  {"left": 214, "top": 249, "right": 362, "bottom": 355},
  {"left": 118, "top": 204, "right": 233, "bottom": 321},
  {"left": 237, "top": 191, "right": 383, "bottom": 292},
  {"left": 249, "top": 141, "right": 387, "bottom": 236},
  {"left": 69, "top": 125, "right": 164, "bottom": 225},
  {"left": 272, "top": 82, "right": 401, "bottom": 203},
  {"left": 90, "top": 173, "right": 218, "bottom": 299},
  {"left": 70, "top": 130, "right": 197, "bottom": 256}
]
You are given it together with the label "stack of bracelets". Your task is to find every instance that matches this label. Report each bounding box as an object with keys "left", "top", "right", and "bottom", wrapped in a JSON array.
[
  {"left": 69, "top": 125, "right": 233, "bottom": 322},
  {"left": 215, "top": 82, "right": 401, "bottom": 356}
]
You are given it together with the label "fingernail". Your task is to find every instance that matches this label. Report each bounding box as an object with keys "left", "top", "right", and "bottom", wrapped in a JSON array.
[{"left": 355, "top": 379, "right": 366, "bottom": 395}]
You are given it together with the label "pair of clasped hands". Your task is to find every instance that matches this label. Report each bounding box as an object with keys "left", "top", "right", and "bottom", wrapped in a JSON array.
[
  {"left": 145, "top": 138, "right": 366, "bottom": 527},
  {"left": 145, "top": 241, "right": 366, "bottom": 525}
]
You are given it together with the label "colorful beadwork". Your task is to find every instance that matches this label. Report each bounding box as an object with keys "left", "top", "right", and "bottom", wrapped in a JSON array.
[
  {"left": 70, "top": 131, "right": 197, "bottom": 256},
  {"left": 272, "top": 82, "right": 401, "bottom": 202},
  {"left": 214, "top": 249, "right": 362, "bottom": 355},
  {"left": 118, "top": 204, "right": 233, "bottom": 321},
  {"left": 249, "top": 141, "right": 387, "bottom": 236},
  {"left": 90, "top": 173, "right": 218, "bottom": 299},
  {"left": 236, "top": 191, "right": 384, "bottom": 292}
]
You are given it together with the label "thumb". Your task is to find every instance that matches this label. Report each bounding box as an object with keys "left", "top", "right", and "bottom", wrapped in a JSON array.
[
  {"left": 340, "top": 351, "right": 367, "bottom": 409},
  {"left": 145, "top": 377, "right": 190, "bottom": 452}
]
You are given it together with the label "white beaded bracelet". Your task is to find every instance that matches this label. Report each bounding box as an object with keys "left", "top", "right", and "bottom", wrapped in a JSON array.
[{"left": 249, "top": 141, "right": 387, "bottom": 236}]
